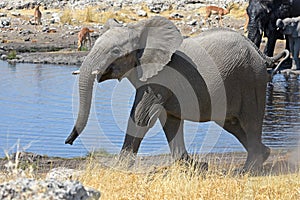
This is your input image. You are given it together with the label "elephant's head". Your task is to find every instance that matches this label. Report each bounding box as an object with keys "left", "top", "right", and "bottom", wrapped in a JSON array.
[
  {"left": 276, "top": 17, "right": 300, "bottom": 36},
  {"left": 276, "top": 18, "right": 292, "bottom": 34},
  {"left": 65, "top": 16, "right": 183, "bottom": 145},
  {"left": 247, "top": 0, "right": 291, "bottom": 47},
  {"left": 246, "top": 0, "right": 272, "bottom": 47}
]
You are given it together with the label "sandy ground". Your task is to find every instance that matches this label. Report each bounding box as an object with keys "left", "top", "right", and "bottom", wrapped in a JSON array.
[
  {"left": 0, "top": 149, "right": 298, "bottom": 176},
  {"left": 0, "top": 22, "right": 90, "bottom": 65}
]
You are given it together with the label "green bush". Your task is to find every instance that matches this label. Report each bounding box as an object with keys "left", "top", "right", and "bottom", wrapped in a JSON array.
[{"left": 7, "top": 50, "right": 17, "bottom": 60}]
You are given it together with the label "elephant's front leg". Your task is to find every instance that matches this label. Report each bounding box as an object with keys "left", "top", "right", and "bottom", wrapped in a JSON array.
[
  {"left": 119, "top": 116, "right": 150, "bottom": 167},
  {"left": 159, "top": 114, "right": 208, "bottom": 171},
  {"left": 291, "top": 37, "right": 300, "bottom": 70},
  {"left": 119, "top": 86, "right": 164, "bottom": 166}
]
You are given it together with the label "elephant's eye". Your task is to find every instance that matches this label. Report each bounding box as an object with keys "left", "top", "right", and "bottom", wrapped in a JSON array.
[{"left": 111, "top": 48, "right": 121, "bottom": 56}]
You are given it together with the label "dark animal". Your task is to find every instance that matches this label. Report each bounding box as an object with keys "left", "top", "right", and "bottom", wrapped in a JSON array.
[
  {"left": 277, "top": 16, "right": 300, "bottom": 69},
  {"left": 247, "top": 0, "right": 300, "bottom": 57}
]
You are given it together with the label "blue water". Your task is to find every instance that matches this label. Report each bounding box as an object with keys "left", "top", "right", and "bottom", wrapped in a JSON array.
[{"left": 0, "top": 61, "right": 299, "bottom": 158}]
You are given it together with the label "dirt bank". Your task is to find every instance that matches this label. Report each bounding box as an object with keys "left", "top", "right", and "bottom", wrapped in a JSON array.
[
  {"left": 0, "top": 150, "right": 298, "bottom": 176},
  {"left": 0, "top": 2, "right": 249, "bottom": 65}
]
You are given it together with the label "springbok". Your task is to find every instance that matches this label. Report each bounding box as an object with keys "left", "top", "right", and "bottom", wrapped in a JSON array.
[
  {"left": 244, "top": 12, "right": 249, "bottom": 33},
  {"left": 205, "top": 4, "right": 233, "bottom": 26},
  {"left": 77, "top": 27, "right": 94, "bottom": 51},
  {"left": 34, "top": 5, "right": 42, "bottom": 25}
]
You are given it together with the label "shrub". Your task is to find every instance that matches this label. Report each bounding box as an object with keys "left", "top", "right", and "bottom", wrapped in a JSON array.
[
  {"left": 60, "top": 9, "right": 73, "bottom": 25},
  {"left": 7, "top": 50, "right": 17, "bottom": 60}
]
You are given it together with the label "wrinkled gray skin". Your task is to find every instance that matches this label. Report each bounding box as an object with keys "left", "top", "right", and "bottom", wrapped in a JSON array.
[
  {"left": 277, "top": 17, "right": 300, "bottom": 70},
  {"left": 65, "top": 16, "right": 288, "bottom": 172}
]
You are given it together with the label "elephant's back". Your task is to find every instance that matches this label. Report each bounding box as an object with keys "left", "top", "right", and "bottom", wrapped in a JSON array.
[
  {"left": 179, "top": 28, "right": 268, "bottom": 99},
  {"left": 180, "top": 28, "right": 267, "bottom": 75}
]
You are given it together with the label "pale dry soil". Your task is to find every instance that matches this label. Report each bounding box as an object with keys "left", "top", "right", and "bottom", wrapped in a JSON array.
[{"left": 0, "top": 149, "right": 298, "bottom": 176}]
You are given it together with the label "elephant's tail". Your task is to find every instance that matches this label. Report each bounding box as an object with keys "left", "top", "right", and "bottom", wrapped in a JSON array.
[{"left": 269, "top": 49, "right": 290, "bottom": 77}]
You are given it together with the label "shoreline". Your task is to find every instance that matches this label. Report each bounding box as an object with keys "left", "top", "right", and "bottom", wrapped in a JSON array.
[{"left": 0, "top": 150, "right": 298, "bottom": 175}]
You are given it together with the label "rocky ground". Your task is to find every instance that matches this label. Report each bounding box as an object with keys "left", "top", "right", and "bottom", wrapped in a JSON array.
[
  {"left": 0, "top": 0, "right": 248, "bottom": 65},
  {"left": 0, "top": 150, "right": 296, "bottom": 200}
]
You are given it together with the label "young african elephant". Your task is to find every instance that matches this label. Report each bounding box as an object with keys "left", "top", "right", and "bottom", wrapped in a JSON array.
[
  {"left": 277, "top": 16, "right": 300, "bottom": 70},
  {"left": 65, "top": 16, "right": 288, "bottom": 172}
]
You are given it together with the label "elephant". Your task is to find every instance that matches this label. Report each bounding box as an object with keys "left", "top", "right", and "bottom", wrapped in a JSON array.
[
  {"left": 65, "top": 16, "right": 288, "bottom": 172},
  {"left": 277, "top": 16, "right": 300, "bottom": 70},
  {"left": 246, "top": 0, "right": 300, "bottom": 57}
]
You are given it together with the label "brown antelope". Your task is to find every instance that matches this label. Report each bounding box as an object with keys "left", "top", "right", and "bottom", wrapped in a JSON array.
[
  {"left": 205, "top": 4, "right": 233, "bottom": 26},
  {"left": 77, "top": 27, "right": 94, "bottom": 51},
  {"left": 34, "top": 5, "right": 42, "bottom": 25},
  {"left": 244, "top": 12, "right": 249, "bottom": 33}
]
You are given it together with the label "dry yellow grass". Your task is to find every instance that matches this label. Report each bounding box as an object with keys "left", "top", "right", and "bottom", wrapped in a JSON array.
[
  {"left": 0, "top": 152, "right": 299, "bottom": 199},
  {"left": 78, "top": 160, "right": 300, "bottom": 200},
  {"left": 0, "top": 2, "right": 248, "bottom": 26}
]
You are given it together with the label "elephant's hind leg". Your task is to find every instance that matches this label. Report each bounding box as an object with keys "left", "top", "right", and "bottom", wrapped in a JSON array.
[
  {"left": 230, "top": 86, "right": 270, "bottom": 172},
  {"left": 239, "top": 112, "right": 270, "bottom": 172},
  {"left": 292, "top": 37, "right": 300, "bottom": 70},
  {"left": 217, "top": 117, "right": 264, "bottom": 174},
  {"left": 217, "top": 117, "right": 248, "bottom": 151}
]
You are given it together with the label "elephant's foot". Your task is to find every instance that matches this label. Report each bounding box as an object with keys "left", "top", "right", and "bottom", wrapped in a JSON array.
[
  {"left": 65, "top": 127, "right": 79, "bottom": 145},
  {"left": 181, "top": 160, "right": 209, "bottom": 173},
  {"left": 176, "top": 154, "right": 208, "bottom": 173},
  {"left": 243, "top": 145, "right": 270, "bottom": 174},
  {"left": 262, "top": 146, "right": 271, "bottom": 163},
  {"left": 114, "top": 150, "right": 136, "bottom": 169}
]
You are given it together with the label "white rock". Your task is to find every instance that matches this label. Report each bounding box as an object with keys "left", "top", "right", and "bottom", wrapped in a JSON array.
[
  {"left": 46, "top": 167, "right": 83, "bottom": 182},
  {"left": 137, "top": 9, "right": 147, "bottom": 17}
]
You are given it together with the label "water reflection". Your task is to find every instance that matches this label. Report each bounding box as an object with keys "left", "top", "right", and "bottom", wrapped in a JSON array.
[{"left": 264, "top": 74, "right": 300, "bottom": 148}]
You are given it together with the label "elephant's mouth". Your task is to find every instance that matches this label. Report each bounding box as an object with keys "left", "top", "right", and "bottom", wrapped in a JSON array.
[{"left": 98, "top": 67, "right": 112, "bottom": 82}]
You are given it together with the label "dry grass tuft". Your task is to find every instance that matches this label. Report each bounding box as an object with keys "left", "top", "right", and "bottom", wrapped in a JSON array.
[
  {"left": 0, "top": 151, "right": 298, "bottom": 199},
  {"left": 84, "top": 6, "right": 94, "bottom": 23},
  {"left": 60, "top": 9, "right": 73, "bottom": 25},
  {"left": 77, "top": 157, "right": 300, "bottom": 200},
  {"left": 229, "top": 3, "right": 248, "bottom": 18}
]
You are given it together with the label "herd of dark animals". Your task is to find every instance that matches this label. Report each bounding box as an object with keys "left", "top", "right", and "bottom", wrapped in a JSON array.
[
  {"left": 246, "top": 0, "right": 300, "bottom": 70},
  {"left": 26, "top": 1, "right": 300, "bottom": 172}
]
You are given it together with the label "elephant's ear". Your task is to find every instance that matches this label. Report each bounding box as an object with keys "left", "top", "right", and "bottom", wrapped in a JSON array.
[
  {"left": 100, "top": 18, "right": 123, "bottom": 35},
  {"left": 260, "top": 0, "right": 272, "bottom": 13},
  {"left": 132, "top": 16, "right": 183, "bottom": 81},
  {"left": 276, "top": 19, "right": 284, "bottom": 29}
]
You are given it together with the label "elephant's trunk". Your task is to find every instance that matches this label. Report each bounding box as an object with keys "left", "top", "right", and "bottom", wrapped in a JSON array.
[
  {"left": 247, "top": 17, "right": 263, "bottom": 47},
  {"left": 65, "top": 63, "right": 96, "bottom": 145},
  {"left": 269, "top": 49, "right": 289, "bottom": 77}
]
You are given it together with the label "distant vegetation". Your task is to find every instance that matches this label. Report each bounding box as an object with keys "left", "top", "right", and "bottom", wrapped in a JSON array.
[{"left": 7, "top": 50, "right": 17, "bottom": 60}]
